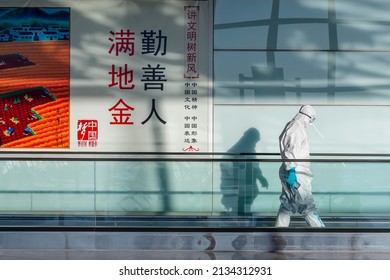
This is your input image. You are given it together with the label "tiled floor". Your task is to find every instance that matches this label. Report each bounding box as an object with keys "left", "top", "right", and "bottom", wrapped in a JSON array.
[
  {"left": 0, "top": 230, "right": 390, "bottom": 260},
  {"left": 2, "top": 249, "right": 390, "bottom": 260}
]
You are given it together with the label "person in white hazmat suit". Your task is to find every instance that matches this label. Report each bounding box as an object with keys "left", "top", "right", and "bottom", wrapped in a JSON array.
[{"left": 275, "top": 105, "right": 325, "bottom": 227}]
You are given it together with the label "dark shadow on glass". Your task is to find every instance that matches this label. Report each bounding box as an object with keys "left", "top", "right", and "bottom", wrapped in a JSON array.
[{"left": 220, "top": 127, "right": 268, "bottom": 215}]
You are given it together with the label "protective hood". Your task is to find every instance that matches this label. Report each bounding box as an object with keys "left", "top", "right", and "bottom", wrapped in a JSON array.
[
  {"left": 300, "top": 105, "right": 316, "bottom": 119},
  {"left": 292, "top": 105, "right": 316, "bottom": 128}
]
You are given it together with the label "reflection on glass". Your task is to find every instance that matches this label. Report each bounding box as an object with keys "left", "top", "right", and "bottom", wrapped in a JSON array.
[
  {"left": 215, "top": 50, "right": 390, "bottom": 105},
  {"left": 214, "top": 0, "right": 390, "bottom": 105}
]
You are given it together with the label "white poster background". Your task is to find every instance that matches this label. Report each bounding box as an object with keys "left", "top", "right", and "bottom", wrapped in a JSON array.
[{"left": 2, "top": 0, "right": 211, "bottom": 152}]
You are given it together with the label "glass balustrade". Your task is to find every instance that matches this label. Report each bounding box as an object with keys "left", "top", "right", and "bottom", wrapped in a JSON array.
[{"left": 0, "top": 152, "right": 388, "bottom": 229}]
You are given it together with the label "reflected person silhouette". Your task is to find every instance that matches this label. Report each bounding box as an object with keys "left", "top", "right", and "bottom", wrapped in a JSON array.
[{"left": 220, "top": 128, "right": 269, "bottom": 215}]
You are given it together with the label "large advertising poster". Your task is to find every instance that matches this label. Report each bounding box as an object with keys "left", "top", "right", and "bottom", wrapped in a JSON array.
[
  {"left": 0, "top": 0, "right": 210, "bottom": 152},
  {"left": 0, "top": 7, "right": 69, "bottom": 148}
]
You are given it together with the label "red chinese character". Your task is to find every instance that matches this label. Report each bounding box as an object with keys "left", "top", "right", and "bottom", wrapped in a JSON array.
[
  {"left": 186, "top": 22, "right": 197, "bottom": 31},
  {"left": 186, "top": 31, "right": 197, "bottom": 41},
  {"left": 108, "top": 30, "right": 135, "bottom": 56},
  {"left": 108, "top": 99, "right": 135, "bottom": 125},
  {"left": 186, "top": 53, "right": 197, "bottom": 63},
  {"left": 185, "top": 6, "right": 199, "bottom": 20},
  {"left": 186, "top": 63, "right": 198, "bottom": 74},
  {"left": 108, "top": 64, "right": 135, "bottom": 90}
]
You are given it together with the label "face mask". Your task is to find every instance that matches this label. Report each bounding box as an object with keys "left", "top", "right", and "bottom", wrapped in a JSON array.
[{"left": 299, "top": 112, "right": 315, "bottom": 124}]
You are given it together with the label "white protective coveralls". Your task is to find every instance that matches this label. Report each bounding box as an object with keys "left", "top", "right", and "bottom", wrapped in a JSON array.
[{"left": 275, "top": 105, "right": 325, "bottom": 227}]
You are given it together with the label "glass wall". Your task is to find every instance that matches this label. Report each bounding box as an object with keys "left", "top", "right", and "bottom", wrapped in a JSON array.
[
  {"left": 212, "top": 0, "right": 390, "bottom": 230},
  {"left": 214, "top": 0, "right": 390, "bottom": 104},
  {"left": 0, "top": 154, "right": 390, "bottom": 228},
  {"left": 213, "top": 0, "right": 390, "bottom": 154}
]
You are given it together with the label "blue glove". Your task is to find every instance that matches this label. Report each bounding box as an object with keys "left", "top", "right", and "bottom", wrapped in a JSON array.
[{"left": 287, "top": 168, "right": 297, "bottom": 188}]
